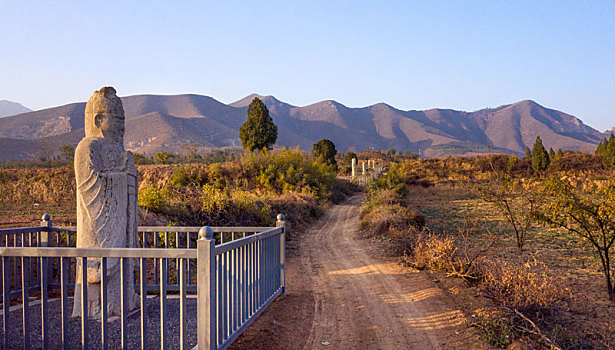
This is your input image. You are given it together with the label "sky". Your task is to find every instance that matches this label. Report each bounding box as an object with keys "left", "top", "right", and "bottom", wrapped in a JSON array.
[{"left": 1, "top": 1, "right": 614, "bottom": 131}]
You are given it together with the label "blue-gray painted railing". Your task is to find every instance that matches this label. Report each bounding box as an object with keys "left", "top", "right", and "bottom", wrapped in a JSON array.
[{"left": 0, "top": 214, "right": 286, "bottom": 349}]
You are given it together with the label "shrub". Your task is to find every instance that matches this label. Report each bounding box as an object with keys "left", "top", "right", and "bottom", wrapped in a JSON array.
[
  {"left": 478, "top": 258, "right": 571, "bottom": 312},
  {"left": 360, "top": 204, "right": 425, "bottom": 237},
  {"left": 408, "top": 232, "right": 460, "bottom": 271},
  {"left": 241, "top": 148, "right": 336, "bottom": 201},
  {"left": 138, "top": 185, "right": 169, "bottom": 212}
]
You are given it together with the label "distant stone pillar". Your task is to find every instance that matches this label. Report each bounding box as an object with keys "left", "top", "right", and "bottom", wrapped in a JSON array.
[
  {"left": 362, "top": 162, "right": 366, "bottom": 175},
  {"left": 351, "top": 158, "right": 357, "bottom": 179}
]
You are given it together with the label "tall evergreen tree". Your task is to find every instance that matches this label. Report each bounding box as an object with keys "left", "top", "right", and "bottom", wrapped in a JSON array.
[
  {"left": 557, "top": 148, "right": 564, "bottom": 158},
  {"left": 239, "top": 97, "right": 278, "bottom": 152},
  {"left": 312, "top": 138, "right": 337, "bottom": 167},
  {"left": 548, "top": 147, "right": 555, "bottom": 158},
  {"left": 525, "top": 146, "right": 532, "bottom": 159},
  {"left": 596, "top": 138, "right": 608, "bottom": 155},
  {"left": 531, "top": 136, "right": 550, "bottom": 172},
  {"left": 604, "top": 136, "right": 615, "bottom": 169}
]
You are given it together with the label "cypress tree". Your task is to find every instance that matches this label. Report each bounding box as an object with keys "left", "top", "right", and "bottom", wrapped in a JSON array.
[
  {"left": 557, "top": 148, "right": 564, "bottom": 158},
  {"left": 239, "top": 97, "right": 278, "bottom": 152},
  {"left": 549, "top": 147, "right": 555, "bottom": 158},
  {"left": 531, "top": 136, "right": 550, "bottom": 172},
  {"left": 596, "top": 138, "right": 608, "bottom": 155},
  {"left": 603, "top": 136, "right": 615, "bottom": 169},
  {"left": 525, "top": 146, "right": 532, "bottom": 159},
  {"left": 312, "top": 138, "right": 337, "bottom": 167}
]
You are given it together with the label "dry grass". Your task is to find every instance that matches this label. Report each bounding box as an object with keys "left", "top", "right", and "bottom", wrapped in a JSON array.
[{"left": 406, "top": 182, "right": 615, "bottom": 348}]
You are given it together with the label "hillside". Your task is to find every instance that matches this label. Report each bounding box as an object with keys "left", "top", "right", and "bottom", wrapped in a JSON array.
[
  {"left": 0, "top": 100, "right": 31, "bottom": 118},
  {"left": 0, "top": 93, "right": 607, "bottom": 160}
]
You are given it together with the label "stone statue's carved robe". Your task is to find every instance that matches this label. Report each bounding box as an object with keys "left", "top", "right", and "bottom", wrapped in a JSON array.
[{"left": 72, "top": 137, "right": 138, "bottom": 318}]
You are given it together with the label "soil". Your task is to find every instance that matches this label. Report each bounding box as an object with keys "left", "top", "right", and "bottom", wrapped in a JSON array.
[{"left": 230, "top": 195, "right": 487, "bottom": 349}]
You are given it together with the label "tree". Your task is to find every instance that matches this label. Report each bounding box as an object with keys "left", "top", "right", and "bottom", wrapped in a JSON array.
[
  {"left": 539, "top": 177, "right": 615, "bottom": 302},
  {"left": 557, "top": 148, "right": 564, "bottom": 158},
  {"left": 154, "top": 151, "right": 174, "bottom": 164},
  {"left": 343, "top": 151, "right": 357, "bottom": 166},
  {"left": 525, "top": 146, "right": 532, "bottom": 159},
  {"left": 386, "top": 148, "right": 397, "bottom": 158},
  {"left": 548, "top": 147, "right": 555, "bottom": 158},
  {"left": 596, "top": 137, "right": 608, "bottom": 155},
  {"left": 312, "top": 139, "right": 337, "bottom": 167},
  {"left": 603, "top": 134, "right": 615, "bottom": 169},
  {"left": 239, "top": 97, "right": 278, "bottom": 152},
  {"left": 477, "top": 174, "right": 545, "bottom": 252},
  {"left": 60, "top": 145, "right": 74, "bottom": 162},
  {"left": 531, "top": 136, "right": 550, "bottom": 172}
]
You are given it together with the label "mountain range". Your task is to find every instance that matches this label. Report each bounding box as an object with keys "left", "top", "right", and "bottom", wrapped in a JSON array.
[
  {"left": 0, "top": 100, "right": 31, "bottom": 118},
  {"left": 0, "top": 93, "right": 609, "bottom": 161}
]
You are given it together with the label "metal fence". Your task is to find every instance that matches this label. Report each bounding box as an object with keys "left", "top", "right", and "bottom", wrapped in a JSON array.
[
  {"left": 0, "top": 214, "right": 286, "bottom": 349},
  {"left": 337, "top": 174, "right": 373, "bottom": 185}
]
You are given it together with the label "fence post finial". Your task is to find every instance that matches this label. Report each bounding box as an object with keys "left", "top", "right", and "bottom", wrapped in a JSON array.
[
  {"left": 198, "top": 226, "right": 214, "bottom": 240},
  {"left": 276, "top": 214, "right": 285, "bottom": 226},
  {"left": 41, "top": 213, "right": 51, "bottom": 227}
]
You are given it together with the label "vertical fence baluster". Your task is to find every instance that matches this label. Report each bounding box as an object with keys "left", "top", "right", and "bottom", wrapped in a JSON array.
[
  {"left": 2, "top": 256, "right": 9, "bottom": 349},
  {"left": 13, "top": 234, "right": 18, "bottom": 298},
  {"left": 120, "top": 258, "right": 128, "bottom": 349},
  {"left": 231, "top": 248, "right": 235, "bottom": 331},
  {"left": 251, "top": 240, "right": 255, "bottom": 316},
  {"left": 160, "top": 258, "right": 168, "bottom": 350},
  {"left": 197, "top": 226, "right": 216, "bottom": 350},
  {"left": 219, "top": 254, "right": 224, "bottom": 344},
  {"left": 41, "top": 255, "right": 49, "bottom": 349},
  {"left": 258, "top": 239, "right": 262, "bottom": 308},
  {"left": 101, "top": 258, "right": 108, "bottom": 350},
  {"left": 179, "top": 258, "right": 186, "bottom": 350},
  {"left": 61, "top": 257, "right": 69, "bottom": 349},
  {"left": 154, "top": 232, "right": 159, "bottom": 283},
  {"left": 140, "top": 258, "right": 147, "bottom": 350},
  {"left": 224, "top": 251, "right": 229, "bottom": 339},
  {"left": 239, "top": 245, "right": 248, "bottom": 326},
  {"left": 164, "top": 232, "right": 170, "bottom": 286},
  {"left": 187, "top": 232, "right": 192, "bottom": 285},
  {"left": 22, "top": 235, "right": 31, "bottom": 350},
  {"left": 80, "top": 257, "right": 88, "bottom": 350}
]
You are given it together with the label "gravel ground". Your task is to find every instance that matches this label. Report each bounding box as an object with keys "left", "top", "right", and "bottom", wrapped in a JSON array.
[{"left": 1, "top": 295, "right": 197, "bottom": 349}]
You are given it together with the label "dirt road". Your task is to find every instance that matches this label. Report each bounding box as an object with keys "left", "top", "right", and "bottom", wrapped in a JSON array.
[{"left": 231, "top": 196, "right": 485, "bottom": 349}]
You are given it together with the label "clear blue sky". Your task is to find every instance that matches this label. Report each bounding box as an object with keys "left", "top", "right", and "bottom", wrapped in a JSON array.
[{"left": 1, "top": 1, "right": 614, "bottom": 130}]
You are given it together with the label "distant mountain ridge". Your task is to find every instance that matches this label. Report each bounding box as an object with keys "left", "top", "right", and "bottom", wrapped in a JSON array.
[
  {"left": 0, "top": 100, "right": 31, "bottom": 118},
  {"left": 0, "top": 93, "right": 608, "bottom": 161}
]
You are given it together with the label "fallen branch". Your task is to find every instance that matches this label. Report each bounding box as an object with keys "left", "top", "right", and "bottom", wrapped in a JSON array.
[{"left": 513, "top": 309, "right": 561, "bottom": 350}]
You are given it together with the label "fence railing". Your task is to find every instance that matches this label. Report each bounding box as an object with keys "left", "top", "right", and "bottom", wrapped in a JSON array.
[
  {"left": 0, "top": 214, "right": 286, "bottom": 350},
  {"left": 337, "top": 174, "right": 373, "bottom": 185}
]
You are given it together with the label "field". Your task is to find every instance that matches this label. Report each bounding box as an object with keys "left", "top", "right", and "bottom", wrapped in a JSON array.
[
  {"left": 358, "top": 152, "right": 615, "bottom": 349},
  {"left": 407, "top": 182, "right": 614, "bottom": 348}
]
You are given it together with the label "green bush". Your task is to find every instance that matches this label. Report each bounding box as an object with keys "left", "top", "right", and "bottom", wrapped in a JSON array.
[
  {"left": 138, "top": 185, "right": 169, "bottom": 212},
  {"left": 241, "top": 148, "right": 336, "bottom": 201}
]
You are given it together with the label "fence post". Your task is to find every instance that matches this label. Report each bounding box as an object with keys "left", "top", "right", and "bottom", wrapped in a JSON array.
[
  {"left": 276, "top": 214, "right": 286, "bottom": 297},
  {"left": 40, "top": 214, "right": 51, "bottom": 349},
  {"left": 197, "top": 226, "right": 216, "bottom": 350},
  {"left": 40, "top": 213, "right": 51, "bottom": 247}
]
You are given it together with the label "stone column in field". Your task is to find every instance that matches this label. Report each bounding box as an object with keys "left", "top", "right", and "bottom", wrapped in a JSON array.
[
  {"left": 72, "top": 87, "right": 139, "bottom": 319},
  {"left": 362, "top": 161, "right": 366, "bottom": 175},
  {"left": 351, "top": 157, "right": 357, "bottom": 180}
]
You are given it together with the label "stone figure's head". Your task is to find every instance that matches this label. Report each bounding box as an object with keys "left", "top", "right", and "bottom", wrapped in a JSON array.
[{"left": 84, "top": 87, "right": 125, "bottom": 144}]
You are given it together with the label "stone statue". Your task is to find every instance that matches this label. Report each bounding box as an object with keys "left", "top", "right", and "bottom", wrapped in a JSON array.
[{"left": 72, "top": 87, "right": 138, "bottom": 319}]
